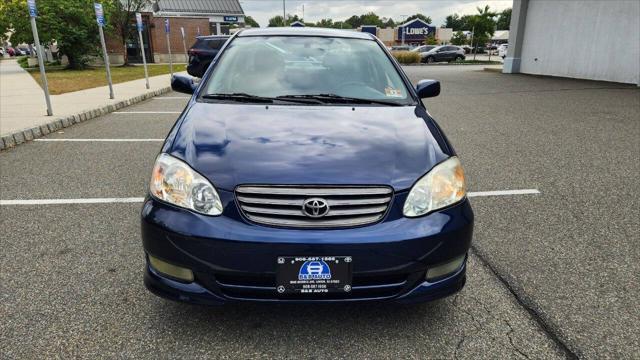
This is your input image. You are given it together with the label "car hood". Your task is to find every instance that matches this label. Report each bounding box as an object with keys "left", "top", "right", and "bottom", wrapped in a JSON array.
[{"left": 168, "top": 103, "right": 449, "bottom": 191}]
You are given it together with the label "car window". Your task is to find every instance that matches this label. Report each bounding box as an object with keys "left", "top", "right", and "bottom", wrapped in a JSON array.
[
  {"left": 203, "top": 36, "right": 413, "bottom": 104},
  {"left": 209, "top": 39, "right": 227, "bottom": 50}
]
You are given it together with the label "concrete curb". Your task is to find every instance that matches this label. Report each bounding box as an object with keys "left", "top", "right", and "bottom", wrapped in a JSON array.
[{"left": 0, "top": 86, "right": 172, "bottom": 151}]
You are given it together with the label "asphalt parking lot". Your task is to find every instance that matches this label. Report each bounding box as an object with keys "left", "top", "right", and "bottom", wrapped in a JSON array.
[{"left": 1, "top": 65, "right": 638, "bottom": 359}]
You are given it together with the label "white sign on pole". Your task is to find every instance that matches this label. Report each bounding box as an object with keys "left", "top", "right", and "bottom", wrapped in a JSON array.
[
  {"left": 135, "top": 12, "right": 150, "bottom": 89},
  {"left": 164, "top": 19, "right": 173, "bottom": 77},
  {"left": 95, "top": 3, "right": 113, "bottom": 99},
  {"left": 27, "top": 0, "right": 53, "bottom": 116},
  {"left": 180, "top": 27, "right": 188, "bottom": 63}
]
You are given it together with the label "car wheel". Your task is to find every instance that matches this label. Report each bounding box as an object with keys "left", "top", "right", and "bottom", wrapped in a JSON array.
[
  {"left": 426, "top": 56, "right": 435, "bottom": 64},
  {"left": 455, "top": 55, "right": 464, "bottom": 62}
]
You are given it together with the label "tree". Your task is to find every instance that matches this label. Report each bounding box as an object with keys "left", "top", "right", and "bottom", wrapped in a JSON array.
[
  {"left": 450, "top": 31, "right": 467, "bottom": 45},
  {"left": 108, "top": 0, "right": 150, "bottom": 66},
  {"left": 468, "top": 5, "right": 497, "bottom": 55},
  {"left": 444, "top": 14, "right": 463, "bottom": 29},
  {"left": 315, "top": 18, "right": 334, "bottom": 28},
  {"left": 245, "top": 15, "right": 260, "bottom": 28},
  {"left": 359, "top": 12, "right": 384, "bottom": 27},
  {"left": 424, "top": 35, "right": 437, "bottom": 45},
  {"left": 405, "top": 13, "right": 432, "bottom": 24},
  {"left": 496, "top": 8, "right": 511, "bottom": 30},
  {"left": 0, "top": 0, "right": 103, "bottom": 69},
  {"left": 268, "top": 14, "right": 302, "bottom": 27},
  {"left": 344, "top": 12, "right": 384, "bottom": 28},
  {"left": 268, "top": 15, "right": 285, "bottom": 27},
  {"left": 381, "top": 17, "right": 395, "bottom": 28}
]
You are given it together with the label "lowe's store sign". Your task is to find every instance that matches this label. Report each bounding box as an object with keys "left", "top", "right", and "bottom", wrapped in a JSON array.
[{"left": 398, "top": 19, "right": 435, "bottom": 41}]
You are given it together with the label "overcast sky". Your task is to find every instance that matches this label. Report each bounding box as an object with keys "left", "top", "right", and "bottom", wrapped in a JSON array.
[{"left": 240, "top": 0, "right": 513, "bottom": 27}]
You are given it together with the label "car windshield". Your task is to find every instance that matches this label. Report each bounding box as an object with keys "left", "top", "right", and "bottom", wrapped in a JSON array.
[{"left": 202, "top": 36, "right": 413, "bottom": 105}]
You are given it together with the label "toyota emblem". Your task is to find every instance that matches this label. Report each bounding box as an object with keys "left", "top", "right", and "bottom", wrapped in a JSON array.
[{"left": 302, "top": 198, "right": 330, "bottom": 218}]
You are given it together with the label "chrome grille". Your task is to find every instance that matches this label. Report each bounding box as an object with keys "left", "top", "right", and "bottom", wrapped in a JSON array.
[{"left": 235, "top": 185, "right": 393, "bottom": 228}]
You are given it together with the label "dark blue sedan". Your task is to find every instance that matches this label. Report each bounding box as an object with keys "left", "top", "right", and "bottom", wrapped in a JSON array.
[{"left": 142, "top": 28, "right": 473, "bottom": 304}]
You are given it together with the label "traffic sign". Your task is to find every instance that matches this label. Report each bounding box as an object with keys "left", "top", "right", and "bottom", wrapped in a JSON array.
[
  {"left": 164, "top": 18, "right": 170, "bottom": 33},
  {"left": 135, "top": 12, "right": 143, "bottom": 31},
  {"left": 27, "top": 0, "right": 37, "bottom": 17},
  {"left": 94, "top": 3, "right": 105, "bottom": 27}
]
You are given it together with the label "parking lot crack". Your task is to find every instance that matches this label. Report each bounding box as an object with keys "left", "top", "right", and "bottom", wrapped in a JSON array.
[
  {"left": 470, "top": 247, "right": 580, "bottom": 360},
  {"left": 505, "top": 320, "right": 531, "bottom": 359}
]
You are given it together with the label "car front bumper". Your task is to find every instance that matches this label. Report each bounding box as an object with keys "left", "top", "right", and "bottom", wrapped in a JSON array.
[{"left": 141, "top": 192, "right": 473, "bottom": 304}]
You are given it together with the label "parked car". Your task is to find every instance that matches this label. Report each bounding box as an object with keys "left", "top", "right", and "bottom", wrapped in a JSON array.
[
  {"left": 390, "top": 45, "right": 411, "bottom": 51},
  {"left": 145, "top": 28, "right": 473, "bottom": 305},
  {"left": 18, "top": 47, "right": 31, "bottom": 56},
  {"left": 459, "top": 45, "right": 472, "bottom": 54},
  {"left": 0, "top": 47, "right": 4, "bottom": 57},
  {"left": 421, "top": 45, "right": 466, "bottom": 63},
  {"left": 186, "top": 35, "right": 230, "bottom": 78},
  {"left": 6, "top": 47, "right": 16, "bottom": 56},
  {"left": 410, "top": 45, "right": 437, "bottom": 60},
  {"left": 497, "top": 44, "right": 509, "bottom": 59}
]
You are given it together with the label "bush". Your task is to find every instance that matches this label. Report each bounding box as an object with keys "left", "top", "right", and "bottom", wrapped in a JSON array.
[
  {"left": 392, "top": 51, "right": 421, "bottom": 64},
  {"left": 16, "top": 56, "right": 29, "bottom": 68}
]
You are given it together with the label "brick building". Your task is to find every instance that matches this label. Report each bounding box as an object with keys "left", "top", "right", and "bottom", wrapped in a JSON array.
[{"left": 106, "top": 0, "right": 245, "bottom": 64}]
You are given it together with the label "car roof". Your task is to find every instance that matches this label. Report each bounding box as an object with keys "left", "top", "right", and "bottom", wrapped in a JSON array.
[
  {"left": 237, "top": 27, "right": 375, "bottom": 40},
  {"left": 196, "top": 35, "right": 230, "bottom": 40}
]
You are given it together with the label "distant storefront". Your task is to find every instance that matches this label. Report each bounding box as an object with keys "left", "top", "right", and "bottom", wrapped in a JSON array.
[
  {"left": 396, "top": 19, "right": 436, "bottom": 46},
  {"left": 105, "top": 0, "right": 245, "bottom": 64},
  {"left": 359, "top": 19, "right": 451, "bottom": 46}
]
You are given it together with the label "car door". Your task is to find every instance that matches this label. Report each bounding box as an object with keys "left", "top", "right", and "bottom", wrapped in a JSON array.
[
  {"left": 443, "top": 46, "right": 456, "bottom": 61},
  {"left": 432, "top": 47, "right": 443, "bottom": 61}
]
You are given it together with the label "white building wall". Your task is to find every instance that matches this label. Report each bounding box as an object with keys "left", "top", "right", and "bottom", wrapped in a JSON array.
[{"left": 519, "top": 0, "right": 639, "bottom": 84}]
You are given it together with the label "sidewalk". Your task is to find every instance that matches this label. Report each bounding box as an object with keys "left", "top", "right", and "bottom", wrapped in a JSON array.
[{"left": 0, "top": 59, "right": 182, "bottom": 144}]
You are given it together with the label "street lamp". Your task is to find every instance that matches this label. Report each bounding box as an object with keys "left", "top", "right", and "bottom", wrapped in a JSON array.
[{"left": 400, "top": 15, "right": 408, "bottom": 45}]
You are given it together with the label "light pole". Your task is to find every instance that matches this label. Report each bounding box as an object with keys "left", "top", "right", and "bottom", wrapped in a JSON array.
[{"left": 400, "top": 15, "right": 408, "bottom": 46}]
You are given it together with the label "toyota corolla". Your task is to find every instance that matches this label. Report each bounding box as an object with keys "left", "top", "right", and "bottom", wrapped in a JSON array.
[{"left": 142, "top": 28, "right": 473, "bottom": 304}]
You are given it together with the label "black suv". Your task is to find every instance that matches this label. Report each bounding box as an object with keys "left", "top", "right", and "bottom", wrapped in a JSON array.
[{"left": 186, "top": 35, "right": 230, "bottom": 78}]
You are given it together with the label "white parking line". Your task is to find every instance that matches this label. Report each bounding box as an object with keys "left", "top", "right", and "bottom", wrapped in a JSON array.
[
  {"left": 0, "top": 198, "right": 145, "bottom": 205},
  {"left": 467, "top": 189, "right": 540, "bottom": 197},
  {"left": 0, "top": 189, "right": 540, "bottom": 206},
  {"left": 113, "top": 111, "right": 181, "bottom": 114},
  {"left": 33, "top": 138, "right": 164, "bottom": 142}
]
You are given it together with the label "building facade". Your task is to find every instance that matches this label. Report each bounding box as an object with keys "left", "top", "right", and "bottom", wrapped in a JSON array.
[
  {"left": 504, "top": 0, "right": 639, "bottom": 85},
  {"left": 360, "top": 19, "right": 452, "bottom": 47},
  {"left": 106, "top": 0, "right": 245, "bottom": 64}
]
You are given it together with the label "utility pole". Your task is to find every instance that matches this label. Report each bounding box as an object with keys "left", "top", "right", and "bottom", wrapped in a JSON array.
[
  {"left": 282, "top": 0, "right": 286, "bottom": 25},
  {"left": 400, "top": 15, "right": 408, "bottom": 46}
]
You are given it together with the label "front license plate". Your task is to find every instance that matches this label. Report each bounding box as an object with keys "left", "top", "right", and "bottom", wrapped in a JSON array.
[{"left": 276, "top": 256, "right": 353, "bottom": 294}]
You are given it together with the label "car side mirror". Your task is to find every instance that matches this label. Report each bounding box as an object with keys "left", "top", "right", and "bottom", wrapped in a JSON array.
[
  {"left": 416, "top": 79, "right": 440, "bottom": 98},
  {"left": 171, "top": 75, "right": 197, "bottom": 94}
]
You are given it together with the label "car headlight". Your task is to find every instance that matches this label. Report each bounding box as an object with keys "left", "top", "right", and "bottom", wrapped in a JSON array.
[
  {"left": 403, "top": 157, "right": 466, "bottom": 217},
  {"left": 149, "top": 153, "right": 223, "bottom": 216}
]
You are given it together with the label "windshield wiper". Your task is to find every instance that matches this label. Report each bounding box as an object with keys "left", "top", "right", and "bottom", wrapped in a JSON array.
[
  {"left": 277, "top": 94, "right": 403, "bottom": 106},
  {"left": 202, "top": 93, "right": 274, "bottom": 103},
  {"left": 202, "top": 93, "right": 320, "bottom": 105}
]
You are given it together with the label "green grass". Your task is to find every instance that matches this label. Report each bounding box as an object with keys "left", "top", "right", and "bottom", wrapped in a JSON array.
[{"left": 25, "top": 64, "right": 186, "bottom": 94}]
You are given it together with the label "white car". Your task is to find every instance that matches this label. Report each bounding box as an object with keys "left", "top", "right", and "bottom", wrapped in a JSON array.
[{"left": 498, "top": 44, "right": 509, "bottom": 59}]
